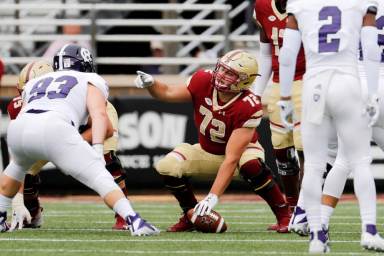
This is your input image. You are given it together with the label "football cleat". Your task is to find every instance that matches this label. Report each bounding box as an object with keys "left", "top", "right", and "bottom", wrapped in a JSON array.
[
  {"left": 309, "top": 229, "right": 330, "bottom": 254},
  {"left": 113, "top": 214, "right": 129, "bottom": 230},
  {"left": 126, "top": 214, "right": 160, "bottom": 236},
  {"left": 289, "top": 206, "right": 309, "bottom": 236},
  {"left": 267, "top": 215, "right": 290, "bottom": 233},
  {"left": 0, "top": 211, "right": 9, "bottom": 233},
  {"left": 24, "top": 207, "right": 43, "bottom": 228},
  {"left": 167, "top": 213, "right": 195, "bottom": 232},
  {"left": 361, "top": 224, "right": 384, "bottom": 252}
]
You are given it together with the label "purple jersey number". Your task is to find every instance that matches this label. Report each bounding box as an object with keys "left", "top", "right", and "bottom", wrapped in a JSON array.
[
  {"left": 377, "top": 15, "right": 384, "bottom": 62},
  {"left": 28, "top": 75, "right": 78, "bottom": 103},
  {"left": 318, "top": 6, "right": 341, "bottom": 53}
]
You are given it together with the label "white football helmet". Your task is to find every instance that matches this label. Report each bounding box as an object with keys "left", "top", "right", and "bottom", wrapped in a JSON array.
[{"left": 213, "top": 50, "right": 259, "bottom": 93}]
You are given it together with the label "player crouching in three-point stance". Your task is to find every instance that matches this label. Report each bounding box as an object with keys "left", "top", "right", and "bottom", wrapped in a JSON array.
[
  {"left": 7, "top": 60, "right": 130, "bottom": 231},
  {"left": 278, "top": 0, "right": 383, "bottom": 253},
  {"left": 0, "top": 44, "right": 159, "bottom": 236},
  {"left": 135, "top": 50, "right": 291, "bottom": 233}
]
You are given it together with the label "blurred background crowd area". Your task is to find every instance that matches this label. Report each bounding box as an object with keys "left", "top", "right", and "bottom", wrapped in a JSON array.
[{"left": 0, "top": 0, "right": 260, "bottom": 97}]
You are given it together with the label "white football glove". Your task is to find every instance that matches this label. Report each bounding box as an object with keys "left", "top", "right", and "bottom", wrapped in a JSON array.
[
  {"left": 134, "top": 71, "right": 154, "bottom": 88},
  {"left": 365, "top": 94, "right": 380, "bottom": 127},
  {"left": 10, "top": 193, "right": 31, "bottom": 231},
  {"left": 276, "top": 100, "right": 294, "bottom": 130},
  {"left": 194, "top": 193, "right": 219, "bottom": 216}
]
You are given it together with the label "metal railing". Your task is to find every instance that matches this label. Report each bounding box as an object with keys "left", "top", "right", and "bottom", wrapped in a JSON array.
[{"left": 0, "top": 2, "right": 258, "bottom": 75}]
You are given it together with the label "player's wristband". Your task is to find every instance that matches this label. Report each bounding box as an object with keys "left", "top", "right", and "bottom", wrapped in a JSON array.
[{"left": 92, "top": 143, "right": 104, "bottom": 156}]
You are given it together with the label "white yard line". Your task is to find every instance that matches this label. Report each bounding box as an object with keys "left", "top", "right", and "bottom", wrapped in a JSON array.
[
  {"left": 0, "top": 248, "right": 365, "bottom": 255},
  {"left": 12, "top": 227, "right": 363, "bottom": 235},
  {"left": 0, "top": 238, "right": 359, "bottom": 243}
]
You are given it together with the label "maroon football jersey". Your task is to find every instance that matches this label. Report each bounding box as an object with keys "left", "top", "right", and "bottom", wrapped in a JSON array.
[
  {"left": 187, "top": 70, "right": 263, "bottom": 155},
  {"left": 254, "top": 0, "right": 306, "bottom": 83},
  {"left": 7, "top": 96, "right": 23, "bottom": 120}
]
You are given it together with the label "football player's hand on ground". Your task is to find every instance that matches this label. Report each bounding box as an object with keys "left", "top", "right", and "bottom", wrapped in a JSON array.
[
  {"left": 194, "top": 193, "right": 218, "bottom": 216},
  {"left": 135, "top": 71, "right": 154, "bottom": 88},
  {"left": 10, "top": 193, "right": 31, "bottom": 231},
  {"left": 277, "top": 99, "right": 294, "bottom": 130},
  {"left": 365, "top": 94, "right": 380, "bottom": 127}
]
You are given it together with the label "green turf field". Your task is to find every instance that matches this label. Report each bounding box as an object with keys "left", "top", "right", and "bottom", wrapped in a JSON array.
[{"left": 0, "top": 199, "right": 382, "bottom": 255}]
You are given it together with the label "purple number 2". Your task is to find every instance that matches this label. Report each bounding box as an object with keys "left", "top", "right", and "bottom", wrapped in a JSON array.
[
  {"left": 318, "top": 6, "right": 341, "bottom": 53},
  {"left": 377, "top": 15, "right": 384, "bottom": 62},
  {"left": 28, "top": 75, "right": 78, "bottom": 103}
]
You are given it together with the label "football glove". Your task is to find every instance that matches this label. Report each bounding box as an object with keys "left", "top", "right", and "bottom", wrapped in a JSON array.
[
  {"left": 10, "top": 193, "right": 31, "bottom": 231},
  {"left": 365, "top": 94, "right": 380, "bottom": 127},
  {"left": 194, "top": 193, "right": 218, "bottom": 216},
  {"left": 135, "top": 70, "right": 154, "bottom": 88},
  {"left": 277, "top": 100, "right": 294, "bottom": 130}
]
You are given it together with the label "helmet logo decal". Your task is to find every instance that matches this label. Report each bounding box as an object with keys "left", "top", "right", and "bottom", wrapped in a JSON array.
[{"left": 81, "top": 48, "right": 92, "bottom": 62}]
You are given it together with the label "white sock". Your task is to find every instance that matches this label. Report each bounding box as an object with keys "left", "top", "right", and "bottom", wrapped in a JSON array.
[
  {"left": 112, "top": 198, "right": 136, "bottom": 219},
  {"left": 320, "top": 205, "right": 334, "bottom": 229},
  {"left": 297, "top": 190, "right": 305, "bottom": 209},
  {"left": 0, "top": 194, "right": 12, "bottom": 212},
  {"left": 302, "top": 165, "right": 323, "bottom": 232},
  {"left": 353, "top": 163, "right": 376, "bottom": 227}
]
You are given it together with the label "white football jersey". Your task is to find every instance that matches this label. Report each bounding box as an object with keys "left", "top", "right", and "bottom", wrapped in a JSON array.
[
  {"left": 22, "top": 70, "right": 108, "bottom": 128},
  {"left": 287, "top": 0, "right": 378, "bottom": 77},
  {"left": 359, "top": 1, "right": 384, "bottom": 74}
]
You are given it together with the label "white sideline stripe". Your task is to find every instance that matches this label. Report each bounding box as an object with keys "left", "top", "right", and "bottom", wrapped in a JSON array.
[
  {"left": 0, "top": 249, "right": 364, "bottom": 255},
  {"left": 0, "top": 238, "right": 360, "bottom": 243}
]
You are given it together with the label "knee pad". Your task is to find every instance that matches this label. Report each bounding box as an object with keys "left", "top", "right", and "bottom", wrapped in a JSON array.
[
  {"left": 240, "top": 160, "right": 274, "bottom": 191},
  {"left": 274, "top": 147, "right": 299, "bottom": 176},
  {"left": 89, "top": 171, "right": 120, "bottom": 198},
  {"left": 155, "top": 152, "right": 184, "bottom": 178},
  {"left": 3, "top": 161, "right": 26, "bottom": 182}
]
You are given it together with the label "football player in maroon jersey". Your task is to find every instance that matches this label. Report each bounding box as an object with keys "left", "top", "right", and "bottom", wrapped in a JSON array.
[
  {"left": 253, "top": 0, "right": 306, "bottom": 231},
  {"left": 135, "top": 50, "right": 291, "bottom": 233}
]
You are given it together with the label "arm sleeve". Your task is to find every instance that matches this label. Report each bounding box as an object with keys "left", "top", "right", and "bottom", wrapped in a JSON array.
[
  {"left": 251, "top": 42, "right": 272, "bottom": 96},
  {"left": 279, "top": 28, "right": 302, "bottom": 97},
  {"left": 361, "top": 26, "right": 381, "bottom": 95}
]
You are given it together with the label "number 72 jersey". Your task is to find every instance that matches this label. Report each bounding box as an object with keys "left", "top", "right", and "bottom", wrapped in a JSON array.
[
  {"left": 22, "top": 70, "right": 109, "bottom": 129},
  {"left": 288, "top": 0, "right": 378, "bottom": 75},
  {"left": 187, "top": 70, "right": 263, "bottom": 155}
]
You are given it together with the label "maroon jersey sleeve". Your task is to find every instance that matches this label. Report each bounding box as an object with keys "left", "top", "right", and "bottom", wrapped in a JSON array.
[
  {"left": 187, "top": 69, "right": 213, "bottom": 100},
  {"left": 7, "top": 96, "right": 23, "bottom": 120}
]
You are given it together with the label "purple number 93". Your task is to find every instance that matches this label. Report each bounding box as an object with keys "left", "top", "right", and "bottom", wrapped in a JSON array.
[
  {"left": 28, "top": 75, "right": 78, "bottom": 103},
  {"left": 318, "top": 6, "right": 341, "bottom": 53}
]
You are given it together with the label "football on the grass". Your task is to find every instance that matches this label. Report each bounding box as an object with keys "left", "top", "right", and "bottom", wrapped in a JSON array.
[{"left": 187, "top": 209, "right": 227, "bottom": 233}]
